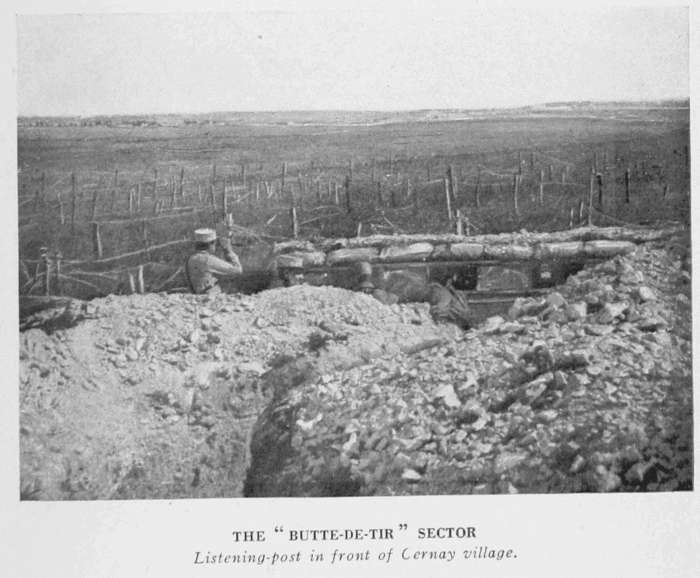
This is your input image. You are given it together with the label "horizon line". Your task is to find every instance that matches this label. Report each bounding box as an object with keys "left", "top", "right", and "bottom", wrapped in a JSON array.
[{"left": 17, "top": 97, "right": 690, "bottom": 119}]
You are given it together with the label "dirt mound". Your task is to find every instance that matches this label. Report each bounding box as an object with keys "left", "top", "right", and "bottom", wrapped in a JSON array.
[
  {"left": 19, "top": 285, "right": 454, "bottom": 500},
  {"left": 244, "top": 240, "right": 692, "bottom": 496}
]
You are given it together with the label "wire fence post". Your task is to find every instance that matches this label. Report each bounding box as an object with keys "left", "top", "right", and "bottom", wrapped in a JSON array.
[{"left": 92, "top": 222, "right": 103, "bottom": 259}]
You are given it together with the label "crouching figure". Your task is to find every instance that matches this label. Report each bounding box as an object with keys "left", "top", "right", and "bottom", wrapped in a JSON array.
[{"left": 185, "top": 228, "right": 242, "bottom": 294}]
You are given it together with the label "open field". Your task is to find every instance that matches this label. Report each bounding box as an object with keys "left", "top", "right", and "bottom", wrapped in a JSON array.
[{"left": 18, "top": 104, "right": 689, "bottom": 298}]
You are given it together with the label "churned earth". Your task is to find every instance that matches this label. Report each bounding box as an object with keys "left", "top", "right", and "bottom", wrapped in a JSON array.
[{"left": 19, "top": 234, "right": 692, "bottom": 500}]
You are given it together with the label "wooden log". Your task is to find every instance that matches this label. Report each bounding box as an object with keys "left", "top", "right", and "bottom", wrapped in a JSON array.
[
  {"left": 327, "top": 247, "right": 378, "bottom": 265},
  {"left": 484, "top": 244, "right": 534, "bottom": 260},
  {"left": 584, "top": 240, "right": 635, "bottom": 258},
  {"left": 379, "top": 242, "right": 433, "bottom": 262},
  {"left": 92, "top": 222, "right": 103, "bottom": 259},
  {"left": 535, "top": 242, "right": 585, "bottom": 259},
  {"left": 449, "top": 243, "right": 484, "bottom": 260}
]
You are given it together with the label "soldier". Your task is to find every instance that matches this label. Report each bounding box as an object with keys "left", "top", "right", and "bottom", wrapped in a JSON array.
[{"left": 185, "top": 228, "right": 242, "bottom": 294}]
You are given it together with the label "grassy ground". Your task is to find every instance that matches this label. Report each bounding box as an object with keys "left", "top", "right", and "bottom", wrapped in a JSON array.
[{"left": 18, "top": 108, "right": 690, "bottom": 276}]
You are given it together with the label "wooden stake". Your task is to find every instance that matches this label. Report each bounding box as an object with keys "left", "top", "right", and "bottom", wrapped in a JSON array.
[
  {"left": 54, "top": 252, "right": 62, "bottom": 296},
  {"left": 34, "top": 172, "right": 45, "bottom": 211},
  {"left": 91, "top": 187, "right": 99, "bottom": 220},
  {"left": 57, "top": 191, "right": 65, "bottom": 225},
  {"left": 153, "top": 168, "right": 158, "bottom": 205},
  {"left": 137, "top": 183, "right": 142, "bottom": 211},
  {"left": 447, "top": 165, "right": 458, "bottom": 205},
  {"left": 475, "top": 166, "right": 481, "bottom": 208},
  {"left": 282, "top": 162, "right": 287, "bottom": 190},
  {"left": 290, "top": 206, "right": 299, "bottom": 238},
  {"left": 111, "top": 169, "right": 118, "bottom": 212},
  {"left": 625, "top": 168, "right": 631, "bottom": 203},
  {"left": 137, "top": 265, "right": 145, "bottom": 294},
  {"left": 179, "top": 167, "right": 185, "bottom": 199},
  {"left": 444, "top": 177, "right": 453, "bottom": 221},
  {"left": 241, "top": 164, "right": 247, "bottom": 188},
  {"left": 92, "top": 222, "right": 103, "bottom": 259},
  {"left": 344, "top": 175, "right": 352, "bottom": 213},
  {"left": 512, "top": 173, "right": 520, "bottom": 215},
  {"left": 70, "top": 172, "right": 77, "bottom": 232},
  {"left": 539, "top": 169, "right": 545, "bottom": 205},
  {"left": 587, "top": 170, "right": 595, "bottom": 226},
  {"left": 376, "top": 181, "right": 383, "bottom": 206},
  {"left": 596, "top": 173, "right": 604, "bottom": 209},
  {"left": 128, "top": 272, "right": 136, "bottom": 294},
  {"left": 456, "top": 209, "right": 463, "bottom": 235},
  {"left": 41, "top": 248, "right": 50, "bottom": 296}
]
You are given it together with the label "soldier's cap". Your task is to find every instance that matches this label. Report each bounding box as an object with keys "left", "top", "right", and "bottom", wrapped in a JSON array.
[
  {"left": 194, "top": 228, "right": 217, "bottom": 243},
  {"left": 276, "top": 254, "right": 305, "bottom": 270},
  {"left": 358, "top": 278, "right": 375, "bottom": 290}
]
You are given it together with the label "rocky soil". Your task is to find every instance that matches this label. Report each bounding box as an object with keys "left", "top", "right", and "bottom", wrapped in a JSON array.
[{"left": 19, "top": 235, "right": 692, "bottom": 500}]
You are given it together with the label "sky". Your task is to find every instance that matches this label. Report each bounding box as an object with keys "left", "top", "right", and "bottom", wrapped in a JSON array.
[{"left": 16, "top": 6, "right": 689, "bottom": 116}]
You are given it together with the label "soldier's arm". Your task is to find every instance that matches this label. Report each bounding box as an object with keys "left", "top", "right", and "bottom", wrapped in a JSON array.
[{"left": 206, "top": 253, "right": 242, "bottom": 277}]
